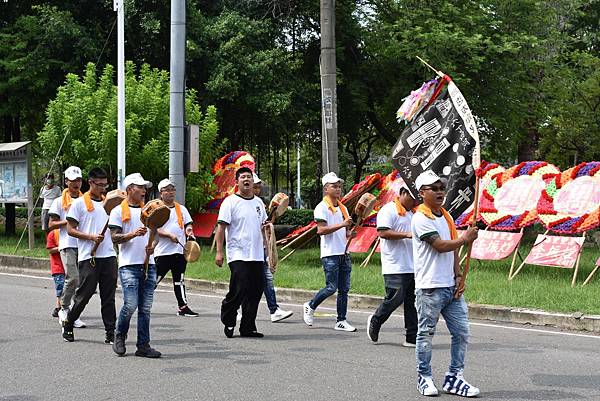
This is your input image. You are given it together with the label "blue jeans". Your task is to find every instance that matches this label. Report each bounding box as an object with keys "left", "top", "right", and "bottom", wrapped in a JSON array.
[
  {"left": 116, "top": 264, "right": 157, "bottom": 347},
  {"left": 415, "top": 287, "right": 470, "bottom": 376},
  {"left": 52, "top": 273, "right": 65, "bottom": 297},
  {"left": 263, "top": 261, "right": 278, "bottom": 314},
  {"left": 309, "top": 254, "right": 352, "bottom": 321}
]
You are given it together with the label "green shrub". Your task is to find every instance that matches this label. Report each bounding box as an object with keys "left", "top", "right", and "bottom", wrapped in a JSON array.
[{"left": 276, "top": 209, "right": 314, "bottom": 227}]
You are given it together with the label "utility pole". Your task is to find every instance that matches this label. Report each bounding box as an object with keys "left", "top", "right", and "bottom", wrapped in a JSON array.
[
  {"left": 320, "top": 0, "right": 338, "bottom": 174},
  {"left": 115, "top": 0, "right": 126, "bottom": 189},
  {"left": 169, "top": 0, "right": 186, "bottom": 203}
]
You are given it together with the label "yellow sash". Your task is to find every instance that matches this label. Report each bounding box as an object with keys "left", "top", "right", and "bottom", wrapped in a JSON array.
[
  {"left": 174, "top": 202, "right": 184, "bottom": 228},
  {"left": 121, "top": 199, "right": 144, "bottom": 222}
]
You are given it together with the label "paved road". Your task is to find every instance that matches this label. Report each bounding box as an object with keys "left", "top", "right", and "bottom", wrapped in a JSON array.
[{"left": 1, "top": 272, "right": 600, "bottom": 401}]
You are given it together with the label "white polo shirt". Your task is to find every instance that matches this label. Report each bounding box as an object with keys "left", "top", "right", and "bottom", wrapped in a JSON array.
[
  {"left": 411, "top": 211, "right": 455, "bottom": 289},
  {"left": 376, "top": 202, "right": 414, "bottom": 275},
  {"left": 155, "top": 204, "right": 193, "bottom": 257},
  {"left": 314, "top": 200, "right": 347, "bottom": 258},
  {"left": 217, "top": 194, "right": 266, "bottom": 263},
  {"left": 109, "top": 204, "right": 155, "bottom": 267},
  {"left": 48, "top": 196, "right": 79, "bottom": 250},
  {"left": 66, "top": 196, "right": 116, "bottom": 262}
]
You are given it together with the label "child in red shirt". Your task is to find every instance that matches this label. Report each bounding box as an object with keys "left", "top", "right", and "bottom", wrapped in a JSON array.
[{"left": 47, "top": 229, "right": 65, "bottom": 317}]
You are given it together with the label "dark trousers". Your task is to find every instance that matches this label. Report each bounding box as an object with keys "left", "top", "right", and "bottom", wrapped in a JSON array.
[
  {"left": 372, "top": 273, "right": 418, "bottom": 342},
  {"left": 221, "top": 261, "right": 264, "bottom": 334},
  {"left": 67, "top": 257, "right": 118, "bottom": 333},
  {"left": 156, "top": 253, "right": 188, "bottom": 307}
]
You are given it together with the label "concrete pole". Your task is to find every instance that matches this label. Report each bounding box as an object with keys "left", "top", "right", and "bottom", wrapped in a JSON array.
[
  {"left": 296, "top": 140, "right": 302, "bottom": 208},
  {"left": 115, "top": 0, "right": 126, "bottom": 189},
  {"left": 169, "top": 0, "right": 186, "bottom": 203},
  {"left": 320, "top": 0, "right": 338, "bottom": 174}
]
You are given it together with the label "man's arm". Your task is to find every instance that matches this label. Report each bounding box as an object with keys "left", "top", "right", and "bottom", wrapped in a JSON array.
[
  {"left": 316, "top": 219, "right": 352, "bottom": 236},
  {"left": 110, "top": 226, "right": 135, "bottom": 245},
  {"left": 214, "top": 222, "right": 226, "bottom": 267},
  {"left": 48, "top": 214, "right": 67, "bottom": 231},
  {"left": 378, "top": 229, "right": 412, "bottom": 240},
  {"left": 67, "top": 218, "right": 103, "bottom": 244},
  {"left": 423, "top": 226, "right": 478, "bottom": 253}
]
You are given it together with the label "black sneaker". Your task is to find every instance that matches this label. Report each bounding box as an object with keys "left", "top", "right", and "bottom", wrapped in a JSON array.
[
  {"left": 62, "top": 322, "right": 74, "bottom": 342},
  {"left": 367, "top": 314, "right": 380, "bottom": 343},
  {"left": 177, "top": 305, "right": 199, "bottom": 317},
  {"left": 134, "top": 343, "right": 161, "bottom": 358},
  {"left": 240, "top": 331, "right": 264, "bottom": 338},
  {"left": 112, "top": 333, "right": 126, "bottom": 356},
  {"left": 224, "top": 326, "right": 235, "bottom": 338},
  {"left": 105, "top": 331, "right": 115, "bottom": 345},
  {"left": 52, "top": 307, "right": 59, "bottom": 318}
]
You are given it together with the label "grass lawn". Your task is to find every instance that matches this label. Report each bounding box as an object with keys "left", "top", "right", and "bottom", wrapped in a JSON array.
[{"left": 1, "top": 228, "right": 599, "bottom": 315}]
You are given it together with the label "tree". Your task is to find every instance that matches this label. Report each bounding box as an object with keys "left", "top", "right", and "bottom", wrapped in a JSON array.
[{"left": 38, "top": 62, "right": 221, "bottom": 212}]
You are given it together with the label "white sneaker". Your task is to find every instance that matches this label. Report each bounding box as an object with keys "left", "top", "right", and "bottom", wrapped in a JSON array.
[
  {"left": 270, "top": 308, "right": 293, "bottom": 322},
  {"left": 58, "top": 309, "right": 68, "bottom": 325},
  {"left": 333, "top": 320, "right": 356, "bottom": 332},
  {"left": 417, "top": 374, "right": 439, "bottom": 396},
  {"left": 443, "top": 371, "right": 480, "bottom": 397},
  {"left": 402, "top": 341, "right": 416, "bottom": 348},
  {"left": 303, "top": 302, "right": 314, "bottom": 326},
  {"left": 73, "top": 319, "right": 86, "bottom": 328}
]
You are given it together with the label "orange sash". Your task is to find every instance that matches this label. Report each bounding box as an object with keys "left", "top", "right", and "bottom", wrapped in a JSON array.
[
  {"left": 323, "top": 196, "right": 349, "bottom": 220},
  {"left": 174, "top": 202, "right": 184, "bottom": 228},
  {"left": 53, "top": 229, "right": 60, "bottom": 243},
  {"left": 61, "top": 189, "right": 83, "bottom": 210},
  {"left": 121, "top": 199, "right": 144, "bottom": 222},
  {"left": 83, "top": 191, "right": 105, "bottom": 212},
  {"left": 417, "top": 204, "right": 458, "bottom": 240}
]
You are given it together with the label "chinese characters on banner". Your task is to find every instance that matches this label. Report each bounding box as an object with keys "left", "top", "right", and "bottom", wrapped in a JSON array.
[
  {"left": 469, "top": 231, "right": 523, "bottom": 260},
  {"left": 524, "top": 235, "right": 585, "bottom": 268},
  {"left": 391, "top": 77, "right": 480, "bottom": 220}
]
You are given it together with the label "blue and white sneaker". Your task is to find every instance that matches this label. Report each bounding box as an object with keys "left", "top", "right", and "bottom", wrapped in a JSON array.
[
  {"left": 443, "top": 371, "right": 480, "bottom": 397},
  {"left": 417, "top": 374, "right": 439, "bottom": 396}
]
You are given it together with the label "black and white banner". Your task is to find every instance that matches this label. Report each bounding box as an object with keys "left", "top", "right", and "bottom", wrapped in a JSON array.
[{"left": 391, "top": 76, "right": 480, "bottom": 219}]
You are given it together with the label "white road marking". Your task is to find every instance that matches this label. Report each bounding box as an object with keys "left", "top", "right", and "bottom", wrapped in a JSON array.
[{"left": 2, "top": 271, "right": 599, "bottom": 340}]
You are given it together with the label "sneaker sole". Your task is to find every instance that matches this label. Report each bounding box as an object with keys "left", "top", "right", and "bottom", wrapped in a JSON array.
[
  {"left": 366, "top": 315, "right": 376, "bottom": 342},
  {"left": 271, "top": 312, "right": 293, "bottom": 323},
  {"left": 177, "top": 313, "right": 199, "bottom": 317},
  {"left": 334, "top": 327, "right": 357, "bottom": 332}
]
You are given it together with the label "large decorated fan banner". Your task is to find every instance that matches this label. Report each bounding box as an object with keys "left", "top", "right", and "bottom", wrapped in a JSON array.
[
  {"left": 479, "top": 161, "right": 560, "bottom": 231},
  {"left": 455, "top": 161, "right": 505, "bottom": 227},
  {"left": 391, "top": 75, "right": 480, "bottom": 220},
  {"left": 537, "top": 161, "right": 600, "bottom": 234},
  {"left": 205, "top": 151, "right": 255, "bottom": 210}
]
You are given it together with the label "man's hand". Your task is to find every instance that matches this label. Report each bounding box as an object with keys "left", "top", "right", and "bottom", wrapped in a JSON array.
[
  {"left": 145, "top": 244, "right": 155, "bottom": 256},
  {"left": 454, "top": 276, "right": 465, "bottom": 298},
  {"left": 90, "top": 233, "right": 104, "bottom": 244},
  {"left": 342, "top": 218, "right": 353, "bottom": 228},
  {"left": 462, "top": 226, "right": 479, "bottom": 244},
  {"left": 169, "top": 233, "right": 179, "bottom": 243},
  {"left": 215, "top": 251, "right": 224, "bottom": 267},
  {"left": 134, "top": 227, "right": 148, "bottom": 237}
]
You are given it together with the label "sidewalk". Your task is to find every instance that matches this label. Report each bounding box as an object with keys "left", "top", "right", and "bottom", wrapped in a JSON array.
[{"left": 2, "top": 253, "right": 599, "bottom": 333}]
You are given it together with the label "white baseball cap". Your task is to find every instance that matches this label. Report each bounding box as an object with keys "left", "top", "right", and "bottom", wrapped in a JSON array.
[
  {"left": 123, "top": 173, "right": 152, "bottom": 189},
  {"left": 158, "top": 178, "right": 175, "bottom": 191},
  {"left": 322, "top": 172, "right": 344, "bottom": 186},
  {"left": 253, "top": 173, "right": 262, "bottom": 184},
  {"left": 64, "top": 166, "right": 82, "bottom": 181},
  {"left": 415, "top": 170, "right": 442, "bottom": 191}
]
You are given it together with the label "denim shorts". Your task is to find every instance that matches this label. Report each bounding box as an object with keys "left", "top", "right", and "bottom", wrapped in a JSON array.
[{"left": 52, "top": 273, "right": 65, "bottom": 297}]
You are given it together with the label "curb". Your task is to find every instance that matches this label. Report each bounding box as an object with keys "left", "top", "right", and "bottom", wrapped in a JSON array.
[{"left": 2, "top": 254, "right": 599, "bottom": 334}]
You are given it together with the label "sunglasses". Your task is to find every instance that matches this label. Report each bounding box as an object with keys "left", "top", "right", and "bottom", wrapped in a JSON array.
[{"left": 422, "top": 185, "right": 446, "bottom": 192}]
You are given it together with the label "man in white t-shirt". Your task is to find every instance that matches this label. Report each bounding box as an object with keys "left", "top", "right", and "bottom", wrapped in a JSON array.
[
  {"left": 367, "top": 185, "right": 418, "bottom": 346},
  {"left": 215, "top": 167, "right": 268, "bottom": 338},
  {"left": 62, "top": 168, "right": 117, "bottom": 345},
  {"left": 155, "top": 178, "right": 198, "bottom": 317},
  {"left": 48, "top": 166, "right": 86, "bottom": 328},
  {"left": 109, "top": 173, "right": 161, "bottom": 358},
  {"left": 303, "top": 172, "right": 357, "bottom": 332},
  {"left": 40, "top": 173, "right": 62, "bottom": 231},
  {"left": 411, "top": 170, "right": 479, "bottom": 398}
]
